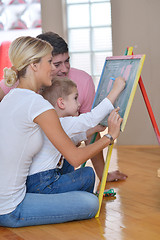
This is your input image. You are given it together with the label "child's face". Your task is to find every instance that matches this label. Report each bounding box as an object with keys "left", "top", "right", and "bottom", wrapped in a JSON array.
[{"left": 64, "top": 87, "right": 81, "bottom": 116}]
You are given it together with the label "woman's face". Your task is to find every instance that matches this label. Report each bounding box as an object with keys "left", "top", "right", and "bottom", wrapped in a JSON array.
[{"left": 36, "top": 53, "right": 56, "bottom": 87}]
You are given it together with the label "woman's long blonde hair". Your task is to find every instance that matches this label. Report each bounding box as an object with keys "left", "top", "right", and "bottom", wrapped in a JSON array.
[{"left": 3, "top": 36, "right": 53, "bottom": 87}]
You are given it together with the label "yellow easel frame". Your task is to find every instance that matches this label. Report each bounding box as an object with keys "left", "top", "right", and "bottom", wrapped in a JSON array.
[
  {"left": 95, "top": 144, "right": 113, "bottom": 218},
  {"left": 95, "top": 47, "right": 146, "bottom": 218}
]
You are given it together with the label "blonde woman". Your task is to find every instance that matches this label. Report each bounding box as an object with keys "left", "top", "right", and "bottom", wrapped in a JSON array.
[{"left": 0, "top": 36, "right": 125, "bottom": 227}]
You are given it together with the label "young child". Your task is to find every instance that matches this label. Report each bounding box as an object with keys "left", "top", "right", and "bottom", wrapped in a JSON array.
[{"left": 26, "top": 77, "right": 125, "bottom": 194}]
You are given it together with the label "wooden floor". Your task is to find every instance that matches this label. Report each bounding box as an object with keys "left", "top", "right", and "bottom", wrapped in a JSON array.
[{"left": 0, "top": 145, "right": 160, "bottom": 240}]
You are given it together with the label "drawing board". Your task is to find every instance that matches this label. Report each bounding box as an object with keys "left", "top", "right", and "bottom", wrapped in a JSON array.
[{"left": 92, "top": 54, "right": 145, "bottom": 131}]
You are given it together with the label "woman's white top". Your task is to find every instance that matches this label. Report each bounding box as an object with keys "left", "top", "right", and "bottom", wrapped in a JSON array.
[{"left": 0, "top": 89, "right": 53, "bottom": 214}]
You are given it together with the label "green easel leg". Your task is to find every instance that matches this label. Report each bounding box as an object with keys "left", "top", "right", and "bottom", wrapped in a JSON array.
[{"left": 81, "top": 132, "right": 98, "bottom": 168}]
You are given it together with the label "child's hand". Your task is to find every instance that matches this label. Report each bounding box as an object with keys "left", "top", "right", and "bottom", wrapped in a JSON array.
[
  {"left": 113, "top": 76, "right": 126, "bottom": 93},
  {"left": 107, "top": 77, "right": 126, "bottom": 104},
  {"left": 86, "top": 125, "right": 106, "bottom": 138}
]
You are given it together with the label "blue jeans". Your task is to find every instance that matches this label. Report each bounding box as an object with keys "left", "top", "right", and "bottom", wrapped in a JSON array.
[
  {"left": 59, "top": 159, "right": 74, "bottom": 174},
  {"left": 0, "top": 192, "right": 99, "bottom": 227},
  {"left": 26, "top": 161, "right": 95, "bottom": 194}
]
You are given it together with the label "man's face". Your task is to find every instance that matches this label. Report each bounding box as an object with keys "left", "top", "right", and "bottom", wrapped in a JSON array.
[{"left": 52, "top": 52, "right": 70, "bottom": 77}]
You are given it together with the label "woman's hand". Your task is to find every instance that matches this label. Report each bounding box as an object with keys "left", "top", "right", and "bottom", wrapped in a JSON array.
[{"left": 107, "top": 107, "right": 123, "bottom": 140}]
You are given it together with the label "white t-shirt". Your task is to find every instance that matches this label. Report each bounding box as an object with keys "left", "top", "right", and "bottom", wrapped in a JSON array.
[
  {"left": 29, "top": 98, "right": 114, "bottom": 175},
  {"left": 0, "top": 89, "right": 53, "bottom": 214}
]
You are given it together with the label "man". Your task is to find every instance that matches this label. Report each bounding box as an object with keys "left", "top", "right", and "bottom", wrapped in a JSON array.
[{"left": 37, "top": 32, "right": 128, "bottom": 182}]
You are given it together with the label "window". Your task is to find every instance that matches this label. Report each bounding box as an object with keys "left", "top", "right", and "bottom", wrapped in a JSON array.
[{"left": 65, "top": 0, "right": 112, "bottom": 88}]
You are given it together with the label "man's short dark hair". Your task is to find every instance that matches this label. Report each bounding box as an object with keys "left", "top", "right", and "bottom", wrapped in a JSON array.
[{"left": 37, "top": 32, "right": 68, "bottom": 56}]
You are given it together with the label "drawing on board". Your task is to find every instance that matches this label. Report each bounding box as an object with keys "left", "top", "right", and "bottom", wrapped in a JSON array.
[{"left": 92, "top": 55, "right": 145, "bottom": 131}]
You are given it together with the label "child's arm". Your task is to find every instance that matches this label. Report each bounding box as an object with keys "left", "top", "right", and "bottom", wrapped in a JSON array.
[
  {"left": 60, "top": 98, "right": 113, "bottom": 137},
  {"left": 107, "top": 76, "right": 126, "bottom": 104},
  {"left": 86, "top": 125, "right": 106, "bottom": 138},
  {"left": 71, "top": 132, "right": 87, "bottom": 146},
  {"left": 70, "top": 125, "right": 106, "bottom": 146}
]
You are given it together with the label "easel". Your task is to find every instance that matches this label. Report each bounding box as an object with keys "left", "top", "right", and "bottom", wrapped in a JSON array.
[
  {"left": 126, "top": 47, "right": 160, "bottom": 144},
  {"left": 95, "top": 47, "right": 160, "bottom": 218}
]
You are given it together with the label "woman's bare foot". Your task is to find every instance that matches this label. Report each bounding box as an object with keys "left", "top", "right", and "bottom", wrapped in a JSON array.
[{"left": 107, "top": 170, "right": 128, "bottom": 182}]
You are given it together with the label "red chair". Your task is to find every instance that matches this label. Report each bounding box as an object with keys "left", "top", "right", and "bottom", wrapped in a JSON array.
[{"left": 0, "top": 41, "right": 12, "bottom": 81}]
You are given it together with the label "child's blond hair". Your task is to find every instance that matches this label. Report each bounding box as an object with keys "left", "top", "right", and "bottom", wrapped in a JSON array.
[{"left": 41, "top": 77, "right": 77, "bottom": 107}]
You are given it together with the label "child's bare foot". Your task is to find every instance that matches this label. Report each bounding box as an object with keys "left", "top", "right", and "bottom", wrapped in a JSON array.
[{"left": 107, "top": 170, "right": 128, "bottom": 182}]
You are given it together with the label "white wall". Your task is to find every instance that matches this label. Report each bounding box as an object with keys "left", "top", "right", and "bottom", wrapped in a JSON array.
[{"left": 111, "top": 0, "right": 160, "bottom": 145}]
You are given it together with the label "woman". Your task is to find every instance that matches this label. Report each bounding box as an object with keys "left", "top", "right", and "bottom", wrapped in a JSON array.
[{"left": 0, "top": 36, "right": 124, "bottom": 227}]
